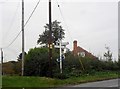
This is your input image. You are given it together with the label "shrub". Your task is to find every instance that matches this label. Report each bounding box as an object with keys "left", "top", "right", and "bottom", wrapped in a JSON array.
[
  {"left": 24, "top": 47, "right": 59, "bottom": 77},
  {"left": 53, "top": 73, "right": 69, "bottom": 79},
  {"left": 63, "top": 52, "right": 119, "bottom": 77}
]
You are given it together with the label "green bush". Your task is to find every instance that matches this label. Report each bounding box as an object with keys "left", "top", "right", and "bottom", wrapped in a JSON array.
[
  {"left": 63, "top": 52, "right": 119, "bottom": 77},
  {"left": 24, "top": 47, "right": 59, "bottom": 77},
  {"left": 53, "top": 73, "right": 69, "bottom": 79},
  {"left": 24, "top": 48, "right": 118, "bottom": 78},
  {"left": 63, "top": 53, "right": 82, "bottom": 72}
]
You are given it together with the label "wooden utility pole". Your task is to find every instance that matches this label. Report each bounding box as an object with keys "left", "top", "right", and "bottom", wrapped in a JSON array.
[
  {"left": 22, "top": 0, "right": 24, "bottom": 76},
  {"left": 48, "top": 0, "right": 52, "bottom": 77},
  {"left": 1, "top": 48, "right": 3, "bottom": 75}
]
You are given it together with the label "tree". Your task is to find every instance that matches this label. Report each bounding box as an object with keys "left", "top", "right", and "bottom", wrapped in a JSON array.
[
  {"left": 104, "top": 46, "right": 112, "bottom": 62},
  {"left": 37, "top": 20, "right": 65, "bottom": 45},
  {"left": 17, "top": 52, "right": 27, "bottom": 61}
]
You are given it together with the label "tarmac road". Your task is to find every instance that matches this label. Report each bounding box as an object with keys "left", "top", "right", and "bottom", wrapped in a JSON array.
[
  {"left": 53, "top": 79, "right": 120, "bottom": 89},
  {"left": 72, "top": 79, "right": 119, "bottom": 87}
]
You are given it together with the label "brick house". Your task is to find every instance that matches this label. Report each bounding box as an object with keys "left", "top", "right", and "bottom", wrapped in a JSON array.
[{"left": 73, "top": 40, "right": 97, "bottom": 59}]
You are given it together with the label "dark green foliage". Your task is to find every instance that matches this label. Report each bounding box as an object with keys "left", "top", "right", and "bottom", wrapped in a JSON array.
[
  {"left": 4, "top": 49, "right": 118, "bottom": 78},
  {"left": 63, "top": 52, "right": 119, "bottom": 77},
  {"left": 54, "top": 73, "right": 69, "bottom": 79},
  {"left": 63, "top": 53, "right": 83, "bottom": 77},
  {"left": 37, "top": 20, "right": 65, "bottom": 45},
  {"left": 17, "top": 52, "right": 27, "bottom": 61},
  {"left": 24, "top": 47, "right": 59, "bottom": 77},
  {"left": 10, "top": 47, "right": 118, "bottom": 79},
  {"left": 81, "top": 57, "right": 119, "bottom": 73},
  {"left": 99, "top": 61, "right": 119, "bottom": 71},
  {"left": 118, "top": 54, "right": 120, "bottom": 71}
]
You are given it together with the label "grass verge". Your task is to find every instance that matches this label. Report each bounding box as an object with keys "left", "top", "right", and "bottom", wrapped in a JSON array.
[{"left": 2, "top": 71, "right": 118, "bottom": 88}]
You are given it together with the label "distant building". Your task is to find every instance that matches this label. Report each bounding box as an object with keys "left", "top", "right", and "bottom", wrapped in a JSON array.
[{"left": 73, "top": 40, "right": 97, "bottom": 59}]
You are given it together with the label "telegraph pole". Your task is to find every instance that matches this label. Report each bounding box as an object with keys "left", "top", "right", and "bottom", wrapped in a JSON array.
[
  {"left": 21, "top": 0, "right": 24, "bottom": 76},
  {"left": 48, "top": 0, "right": 52, "bottom": 77},
  {"left": 1, "top": 48, "right": 3, "bottom": 75}
]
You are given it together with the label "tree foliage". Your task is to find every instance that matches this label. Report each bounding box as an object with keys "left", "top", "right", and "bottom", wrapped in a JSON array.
[
  {"left": 37, "top": 20, "right": 65, "bottom": 45},
  {"left": 17, "top": 52, "right": 27, "bottom": 61},
  {"left": 104, "top": 46, "right": 112, "bottom": 62}
]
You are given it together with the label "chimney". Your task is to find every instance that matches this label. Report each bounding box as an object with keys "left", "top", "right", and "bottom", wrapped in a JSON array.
[{"left": 73, "top": 40, "right": 77, "bottom": 55}]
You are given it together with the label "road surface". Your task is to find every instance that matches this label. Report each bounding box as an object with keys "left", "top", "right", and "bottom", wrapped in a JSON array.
[
  {"left": 53, "top": 79, "right": 119, "bottom": 89},
  {"left": 72, "top": 79, "right": 119, "bottom": 87}
]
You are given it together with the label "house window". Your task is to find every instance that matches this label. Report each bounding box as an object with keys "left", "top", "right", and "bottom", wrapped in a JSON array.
[{"left": 78, "top": 52, "right": 85, "bottom": 57}]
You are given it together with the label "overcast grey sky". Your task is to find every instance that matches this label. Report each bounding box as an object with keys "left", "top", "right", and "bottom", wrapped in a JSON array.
[{"left": 0, "top": 0, "right": 118, "bottom": 62}]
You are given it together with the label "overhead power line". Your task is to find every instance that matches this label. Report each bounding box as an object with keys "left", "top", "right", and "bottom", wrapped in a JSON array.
[
  {"left": 24, "top": 0, "right": 41, "bottom": 27},
  {"left": 3, "top": 31, "right": 22, "bottom": 49},
  {"left": 55, "top": 0, "right": 73, "bottom": 41},
  {"left": 3, "top": 2, "right": 20, "bottom": 40},
  {"left": 2, "top": 0, "right": 41, "bottom": 49}
]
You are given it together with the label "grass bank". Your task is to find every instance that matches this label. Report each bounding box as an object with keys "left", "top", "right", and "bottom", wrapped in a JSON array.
[{"left": 2, "top": 71, "right": 118, "bottom": 88}]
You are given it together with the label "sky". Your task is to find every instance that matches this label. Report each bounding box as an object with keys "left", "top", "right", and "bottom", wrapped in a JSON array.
[
  {"left": 118, "top": 2, "right": 120, "bottom": 55},
  {"left": 0, "top": 0, "right": 118, "bottom": 62}
]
